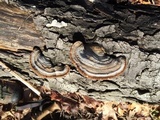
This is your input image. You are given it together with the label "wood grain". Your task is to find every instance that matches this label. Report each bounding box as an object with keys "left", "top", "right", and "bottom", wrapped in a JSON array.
[{"left": 0, "top": 2, "right": 44, "bottom": 52}]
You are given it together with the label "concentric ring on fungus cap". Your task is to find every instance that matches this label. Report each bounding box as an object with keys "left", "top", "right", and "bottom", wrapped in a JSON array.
[
  {"left": 70, "top": 41, "right": 127, "bottom": 80},
  {"left": 30, "top": 47, "right": 70, "bottom": 78}
]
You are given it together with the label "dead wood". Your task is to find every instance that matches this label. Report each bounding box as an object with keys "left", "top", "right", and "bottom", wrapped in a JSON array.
[
  {"left": 0, "top": 2, "right": 44, "bottom": 52},
  {"left": 0, "top": 1, "right": 160, "bottom": 118},
  {"left": 31, "top": 0, "right": 160, "bottom": 103}
]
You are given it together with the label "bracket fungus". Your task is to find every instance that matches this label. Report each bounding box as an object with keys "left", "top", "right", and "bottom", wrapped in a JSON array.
[
  {"left": 70, "top": 41, "right": 127, "bottom": 80},
  {"left": 30, "top": 47, "right": 70, "bottom": 78}
]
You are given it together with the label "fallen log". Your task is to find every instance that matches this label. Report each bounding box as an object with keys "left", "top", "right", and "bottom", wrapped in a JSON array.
[{"left": 0, "top": 2, "right": 160, "bottom": 120}]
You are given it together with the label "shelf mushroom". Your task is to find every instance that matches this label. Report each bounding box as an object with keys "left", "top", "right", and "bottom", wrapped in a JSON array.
[
  {"left": 30, "top": 47, "right": 70, "bottom": 78},
  {"left": 70, "top": 41, "right": 126, "bottom": 80}
]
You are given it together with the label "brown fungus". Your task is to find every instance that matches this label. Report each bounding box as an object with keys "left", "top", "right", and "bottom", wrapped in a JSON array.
[
  {"left": 70, "top": 41, "right": 127, "bottom": 80},
  {"left": 30, "top": 47, "right": 70, "bottom": 78}
]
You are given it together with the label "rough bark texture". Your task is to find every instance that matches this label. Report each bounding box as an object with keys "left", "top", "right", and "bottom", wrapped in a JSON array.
[{"left": 0, "top": 0, "right": 160, "bottom": 103}]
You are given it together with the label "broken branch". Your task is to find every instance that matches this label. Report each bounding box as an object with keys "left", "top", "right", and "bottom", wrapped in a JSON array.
[{"left": 0, "top": 60, "right": 41, "bottom": 96}]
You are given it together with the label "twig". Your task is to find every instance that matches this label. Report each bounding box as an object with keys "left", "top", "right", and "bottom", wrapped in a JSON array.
[{"left": 0, "top": 60, "right": 41, "bottom": 96}]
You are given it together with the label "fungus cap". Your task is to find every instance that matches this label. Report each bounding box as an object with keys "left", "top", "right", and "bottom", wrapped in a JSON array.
[
  {"left": 30, "top": 47, "right": 70, "bottom": 78},
  {"left": 70, "top": 41, "right": 126, "bottom": 80}
]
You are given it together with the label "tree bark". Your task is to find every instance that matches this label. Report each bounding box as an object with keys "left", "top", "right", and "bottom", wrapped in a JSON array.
[{"left": 0, "top": 0, "right": 160, "bottom": 104}]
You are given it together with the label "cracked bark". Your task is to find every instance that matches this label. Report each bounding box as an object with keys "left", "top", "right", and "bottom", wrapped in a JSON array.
[{"left": 0, "top": 1, "right": 160, "bottom": 103}]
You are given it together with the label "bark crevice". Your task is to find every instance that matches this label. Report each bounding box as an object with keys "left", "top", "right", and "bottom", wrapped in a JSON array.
[{"left": 0, "top": 1, "right": 160, "bottom": 103}]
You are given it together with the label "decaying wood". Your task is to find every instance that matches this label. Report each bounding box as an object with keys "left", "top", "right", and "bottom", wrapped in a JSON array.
[
  {"left": 31, "top": 0, "right": 160, "bottom": 103},
  {"left": 0, "top": 0, "right": 160, "bottom": 113},
  {"left": 0, "top": 2, "right": 44, "bottom": 52}
]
